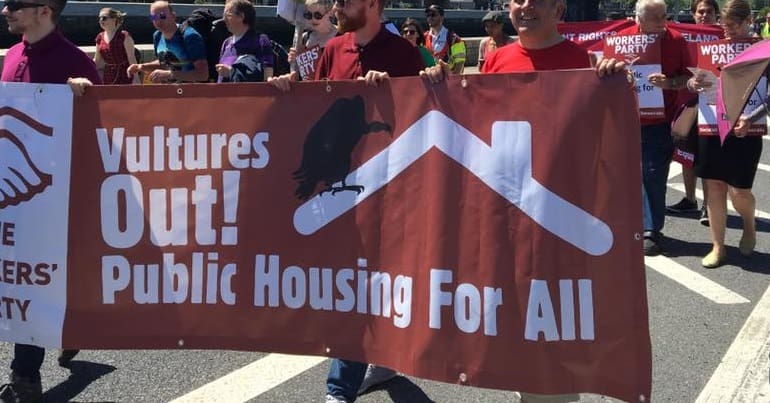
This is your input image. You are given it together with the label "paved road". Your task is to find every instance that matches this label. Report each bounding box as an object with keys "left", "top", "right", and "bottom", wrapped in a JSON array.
[{"left": 0, "top": 133, "right": 768, "bottom": 403}]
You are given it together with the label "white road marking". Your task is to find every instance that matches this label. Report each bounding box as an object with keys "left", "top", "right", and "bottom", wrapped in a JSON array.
[
  {"left": 668, "top": 163, "right": 683, "bottom": 180},
  {"left": 758, "top": 162, "right": 770, "bottom": 173},
  {"left": 169, "top": 353, "right": 327, "bottom": 403},
  {"left": 695, "top": 284, "right": 770, "bottom": 402},
  {"left": 645, "top": 256, "right": 750, "bottom": 304},
  {"left": 668, "top": 183, "right": 770, "bottom": 222}
]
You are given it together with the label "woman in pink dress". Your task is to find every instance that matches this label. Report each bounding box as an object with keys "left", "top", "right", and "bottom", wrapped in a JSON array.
[{"left": 94, "top": 8, "right": 139, "bottom": 84}]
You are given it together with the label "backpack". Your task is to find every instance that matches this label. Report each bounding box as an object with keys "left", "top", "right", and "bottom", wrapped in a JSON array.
[
  {"left": 270, "top": 40, "right": 291, "bottom": 76},
  {"left": 182, "top": 8, "right": 219, "bottom": 81}
]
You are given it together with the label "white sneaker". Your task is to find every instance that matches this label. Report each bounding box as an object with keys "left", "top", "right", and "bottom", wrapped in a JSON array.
[
  {"left": 325, "top": 394, "right": 350, "bottom": 403},
  {"left": 357, "top": 364, "right": 397, "bottom": 395}
]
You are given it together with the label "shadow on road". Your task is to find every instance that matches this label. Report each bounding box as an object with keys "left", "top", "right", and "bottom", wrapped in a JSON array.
[
  {"left": 42, "top": 360, "right": 116, "bottom": 403},
  {"left": 726, "top": 215, "right": 770, "bottom": 233},
  {"left": 360, "top": 375, "right": 435, "bottom": 403},
  {"left": 666, "top": 213, "right": 770, "bottom": 233},
  {"left": 735, "top": 250, "right": 770, "bottom": 274},
  {"left": 659, "top": 236, "right": 711, "bottom": 258},
  {"left": 660, "top": 236, "right": 770, "bottom": 274}
]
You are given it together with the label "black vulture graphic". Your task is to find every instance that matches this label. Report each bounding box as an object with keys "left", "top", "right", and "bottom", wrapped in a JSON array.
[{"left": 293, "top": 96, "right": 391, "bottom": 201}]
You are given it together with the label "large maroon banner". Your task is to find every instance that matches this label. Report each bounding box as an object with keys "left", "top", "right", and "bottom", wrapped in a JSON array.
[{"left": 2, "top": 71, "right": 650, "bottom": 400}]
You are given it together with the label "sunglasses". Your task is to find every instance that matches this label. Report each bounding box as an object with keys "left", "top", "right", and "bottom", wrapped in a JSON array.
[
  {"left": 98, "top": 15, "right": 113, "bottom": 21},
  {"left": 402, "top": 29, "right": 416, "bottom": 35},
  {"left": 4, "top": 0, "right": 46, "bottom": 12},
  {"left": 303, "top": 11, "right": 326, "bottom": 20},
  {"left": 149, "top": 12, "right": 167, "bottom": 21},
  {"left": 426, "top": 12, "right": 440, "bottom": 17}
]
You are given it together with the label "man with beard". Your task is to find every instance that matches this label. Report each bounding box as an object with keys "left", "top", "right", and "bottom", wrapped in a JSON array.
[
  {"left": 269, "top": 0, "right": 422, "bottom": 401},
  {"left": 424, "top": 4, "right": 466, "bottom": 74},
  {"left": 268, "top": 0, "right": 422, "bottom": 91},
  {"left": 0, "top": 0, "right": 99, "bottom": 400},
  {"left": 318, "top": 2, "right": 421, "bottom": 400}
]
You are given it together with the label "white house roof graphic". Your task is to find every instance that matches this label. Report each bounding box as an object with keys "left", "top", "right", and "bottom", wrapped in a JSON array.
[{"left": 293, "top": 110, "right": 614, "bottom": 256}]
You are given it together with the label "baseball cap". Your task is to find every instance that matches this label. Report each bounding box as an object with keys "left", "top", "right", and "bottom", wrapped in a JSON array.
[{"left": 482, "top": 11, "right": 504, "bottom": 24}]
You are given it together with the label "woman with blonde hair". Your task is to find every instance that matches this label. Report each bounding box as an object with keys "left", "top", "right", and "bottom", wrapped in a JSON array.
[
  {"left": 94, "top": 8, "right": 139, "bottom": 84},
  {"left": 271, "top": 0, "right": 336, "bottom": 83}
]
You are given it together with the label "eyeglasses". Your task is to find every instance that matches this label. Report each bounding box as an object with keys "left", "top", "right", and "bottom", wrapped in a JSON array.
[
  {"left": 402, "top": 29, "right": 416, "bottom": 35},
  {"left": 3, "top": 0, "right": 46, "bottom": 12},
  {"left": 149, "top": 12, "right": 167, "bottom": 21},
  {"left": 303, "top": 11, "right": 326, "bottom": 20},
  {"left": 98, "top": 15, "right": 113, "bottom": 21}
]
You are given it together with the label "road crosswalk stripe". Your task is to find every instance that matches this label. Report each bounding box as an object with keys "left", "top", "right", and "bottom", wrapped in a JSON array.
[
  {"left": 644, "top": 256, "right": 750, "bottom": 304},
  {"left": 758, "top": 162, "right": 770, "bottom": 173},
  {"left": 169, "top": 353, "right": 327, "bottom": 403},
  {"left": 667, "top": 183, "right": 770, "bottom": 222},
  {"left": 695, "top": 284, "right": 770, "bottom": 402},
  {"left": 669, "top": 164, "right": 683, "bottom": 180}
]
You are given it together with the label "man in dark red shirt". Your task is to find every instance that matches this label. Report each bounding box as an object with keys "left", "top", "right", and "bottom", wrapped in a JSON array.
[
  {"left": 268, "top": 0, "right": 422, "bottom": 91},
  {"left": 270, "top": 0, "right": 421, "bottom": 400},
  {"left": 318, "top": 1, "right": 421, "bottom": 400},
  {"left": 1, "top": 0, "right": 100, "bottom": 401},
  {"left": 619, "top": 0, "right": 691, "bottom": 256}
]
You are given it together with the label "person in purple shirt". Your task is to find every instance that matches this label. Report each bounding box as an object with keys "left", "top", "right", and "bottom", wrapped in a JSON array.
[{"left": 0, "top": 0, "right": 99, "bottom": 400}]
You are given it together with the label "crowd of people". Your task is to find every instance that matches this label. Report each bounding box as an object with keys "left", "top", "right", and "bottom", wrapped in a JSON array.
[{"left": 0, "top": 0, "right": 767, "bottom": 400}]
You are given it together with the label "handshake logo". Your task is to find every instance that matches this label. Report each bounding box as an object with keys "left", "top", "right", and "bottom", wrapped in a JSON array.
[{"left": 0, "top": 106, "right": 54, "bottom": 209}]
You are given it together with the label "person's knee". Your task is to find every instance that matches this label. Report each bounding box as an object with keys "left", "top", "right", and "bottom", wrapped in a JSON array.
[{"left": 728, "top": 187, "right": 754, "bottom": 202}]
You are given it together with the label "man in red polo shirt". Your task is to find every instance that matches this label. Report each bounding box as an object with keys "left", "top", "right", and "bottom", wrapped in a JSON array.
[
  {"left": 1, "top": 0, "right": 99, "bottom": 400},
  {"left": 618, "top": 0, "right": 691, "bottom": 256}
]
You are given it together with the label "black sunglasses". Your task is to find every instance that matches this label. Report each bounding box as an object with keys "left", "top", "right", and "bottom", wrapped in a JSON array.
[
  {"left": 402, "top": 28, "right": 416, "bottom": 35},
  {"left": 4, "top": 0, "right": 46, "bottom": 12},
  {"left": 426, "top": 12, "right": 439, "bottom": 17},
  {"left": 303, "top": 11, "right": 326, "bottom": 20},
  {"left": 98, "top": 15, "right": 113, "bottom": 21}
]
